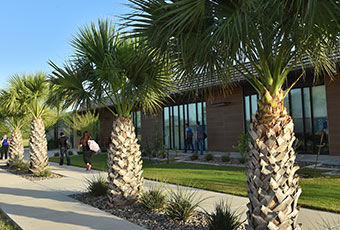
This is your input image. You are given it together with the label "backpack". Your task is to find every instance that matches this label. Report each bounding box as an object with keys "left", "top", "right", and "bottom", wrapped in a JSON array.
[
  {"left": 88, "top": 140, "right": 100, "bottom": 152},
  {"left": 187, "top": 128, "right": 193, "bottom": 138}
]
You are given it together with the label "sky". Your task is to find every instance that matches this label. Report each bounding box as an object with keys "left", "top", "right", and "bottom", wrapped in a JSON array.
[{"left": 0, "top": 0, "right": 132, "bottom": 89}]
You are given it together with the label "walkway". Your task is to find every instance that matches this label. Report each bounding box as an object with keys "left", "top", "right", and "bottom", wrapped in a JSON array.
[
  {"left": 0, "top": 160, "right": 145, "bottom": 230},
  {"left": 1, "top": 160, "right": 339, "bottom": 230}
]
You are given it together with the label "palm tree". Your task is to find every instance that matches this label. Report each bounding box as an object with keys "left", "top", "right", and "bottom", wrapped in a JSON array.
[
  {"left": 0, "top": 110, "right": 26, "bottom": 165},
  {"left": 126, "top": 1, "right": 339, "bottom": 229},
  {"left": 1, "top": 74, "right": 51, "bottom": 174},
  {"left": 49, "top": 19, "right": 173, "bottom": 205}
]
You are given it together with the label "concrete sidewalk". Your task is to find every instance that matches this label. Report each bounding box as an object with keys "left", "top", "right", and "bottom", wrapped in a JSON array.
[
  {"left": 1, "top": 161, "right": 340, "bottom": 230},
  {"left": 0, "top": 161, "right": 145, "bottom": 230}
]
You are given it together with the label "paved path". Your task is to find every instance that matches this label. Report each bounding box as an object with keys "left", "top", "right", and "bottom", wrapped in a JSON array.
[
  {"left": 0, "top": 161, "right": 145, "bottom": 230},
  {"left": 1, "top": 160, "right": 340, "bottom": 230}
]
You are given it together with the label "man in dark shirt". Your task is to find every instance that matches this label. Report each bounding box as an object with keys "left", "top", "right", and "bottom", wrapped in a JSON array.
[
  {"left": 195, "top": 121, "right": 204, "bottom": 155},
  {"left": 59, "top": 132, "right": 70, "bottom": 165},
  {"left": 184, "top": 123, "right": 194, "bottom": 153}
]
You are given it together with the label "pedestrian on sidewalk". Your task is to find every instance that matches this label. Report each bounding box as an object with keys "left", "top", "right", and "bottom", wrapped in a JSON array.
[
  {"left": 59, "top": 132, "right": 71, "bottom": 165},
  {"left": 79, "top": 131, "right": 94, "bottom": 171},
  {"left": 1, "top": 135, "right": 10, "bottom": 160},
  {"left": 195, "top": 121, "right": 204, "bottom": 155},
  {"left": 184, "top": 123, "right": 194, "bottom": 153}
]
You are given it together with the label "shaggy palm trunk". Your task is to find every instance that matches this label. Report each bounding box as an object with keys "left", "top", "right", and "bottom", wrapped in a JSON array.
[
  {"left": 246, "top": 90, "right": 302, "bottom": 230},
  {"left": 8, "top": 129, "right": 24, "bottom": 165},
  {"left": 107, "top": 116, "right": 144, "bottom": 205},
  {"left": 29, "top": 117, "right": 48, "bottom": 174}
]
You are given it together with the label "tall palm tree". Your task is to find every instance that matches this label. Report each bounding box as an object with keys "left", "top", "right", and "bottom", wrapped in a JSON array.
[
  {"left": 126, "top": 1, "right": 339, "bottom": 229},
  {"left": 49, "top": 19, "right": 173, "bottom": 205},
  {"left": 1, "top": 74, "right": 51, "bottom": 174}
]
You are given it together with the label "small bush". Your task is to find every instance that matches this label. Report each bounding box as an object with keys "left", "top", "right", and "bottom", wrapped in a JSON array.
[
  {"left": 10, "top": 160, "right": 29, "bottom": 171},
  {"left": 205, "top": 153, "right": 214, "bottom": 161},
  {"left": 139, "top": 187, "right": 166, "bottom": 211},
  {"left": 205, "top": 200, "right": 243, "bottom": 230},
  {"left": 47, "top": 139, "right": 58, "bottom": 150},
  {"left": 221, "top": 153, "right": 231, "bottom": 162},
  {"left": 68, "top": 151, "right": 74, "bottom": 156},
  {"left": 239, "top": 157, "right": 246, "bottom": 164},
  {"left": 77, "top": 151, "right": 83, "bottom": 155},
  {"left": 86, "top": 175, "right": 108, "bottom": 196},
  {"left": 101, "top": 147, "right": 108, "bottom": 153},
  {"left": 166, "top": 186, "right": 206, "bottom": 222},
  {"left": 232, "top": 132, "right": 249, "bottom": 161},
  {"left": 37, "top": 168, "right": 52, "bottom": 177},
  {"left": 190, "top": 153, "right": 199, "bottom": 161},
  {"left": 54, "top": 152, "right": 60, "bottom": 157}
]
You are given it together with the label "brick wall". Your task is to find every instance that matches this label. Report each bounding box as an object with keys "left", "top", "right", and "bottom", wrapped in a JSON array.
[
  {"left": 326, "top": 74, "right": 340, "bottom": 156},
  {"left": 141, "top": 112, "right": 163, "bottom": 148},
  {"left": 206, "top": 87, "right": 244, "bottom": 152}
]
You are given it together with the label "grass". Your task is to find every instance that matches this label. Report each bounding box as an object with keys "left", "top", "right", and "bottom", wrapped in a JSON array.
[
  {"left": 0, "top": 210, "right": 19, "bottom": 230},
  {"left": 49, "top": 154, "right": 340, "bottom": 213}
]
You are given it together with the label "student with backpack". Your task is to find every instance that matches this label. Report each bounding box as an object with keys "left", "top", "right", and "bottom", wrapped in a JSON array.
[{"left": 184, "top": 123, "right": 194, "bottom": 153}]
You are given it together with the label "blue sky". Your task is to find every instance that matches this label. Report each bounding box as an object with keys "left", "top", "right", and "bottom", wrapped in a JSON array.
[{"left": 0, "top": 0, "right": 132, "bottom": 89}]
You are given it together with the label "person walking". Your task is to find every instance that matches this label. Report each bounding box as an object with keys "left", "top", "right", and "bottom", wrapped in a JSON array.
[
  {"left": 184, "top": 123, "right": 194, "bottom": 153},
  {"left": 195, "top": 121, "right": 204, "bottom": 155},
  {"left": 79, "top": 131, "right": 94, "bottom": 171},
  {"left": 59, "top": 132, "right": 70, "bottom": 166},
  {"left": 1, "top": 135, "right": 10, "bottom": 160}
]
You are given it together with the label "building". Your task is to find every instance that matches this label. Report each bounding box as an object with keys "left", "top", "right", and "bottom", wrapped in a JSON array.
[{"left": 94, "top": 62, "right": 340, "bottom": 156}]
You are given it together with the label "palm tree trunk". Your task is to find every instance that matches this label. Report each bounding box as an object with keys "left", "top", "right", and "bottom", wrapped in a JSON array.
[
  {"left": 107, "top": 116, "right": 144, "bottom": 205},
  {"left": 246, "top": 90, "right": 302, "bottom": 230},
  {"left": 29, "top": 117, "right": 49, "bottom": 174},
  {"left": 8, "top": 129, "right": 24, "bottom": 165}
]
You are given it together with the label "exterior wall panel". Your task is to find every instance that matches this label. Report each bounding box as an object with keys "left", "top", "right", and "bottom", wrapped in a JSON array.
[
  {"left": 206, "top": 88, "right": 244, "bottom": 152},
  {"left": 326, "top": 74, "right": 340, "bottom": 156}
]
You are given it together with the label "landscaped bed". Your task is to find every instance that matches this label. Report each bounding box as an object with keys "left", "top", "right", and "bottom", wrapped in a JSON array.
[
  {"left": 49, "top": 154, "right": 340, "bottom": 213},
  {"left": 0, "top": 209, "right": 20, "bottom": 230}
]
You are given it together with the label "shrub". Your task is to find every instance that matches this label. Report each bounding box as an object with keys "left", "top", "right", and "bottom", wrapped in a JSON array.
[
  {"left": 205, "top": 200, "right": 243, "bottom": 230},
  {"left": 85, "top": 174, "right": 108, "bottom": 196},
  {"left": 10, "top": 160, "right": 30, "bottom": 171},
  {"left": 190, "top": 153, "right": 199, "bottom": 161},
  {"left": 54, "top": 152, "right": 60, "bottom": 157},
  {"left": 205, "top": 153, "right": 214, "bottom": 161},
  {"left": 139, "top": 187, "right": 166, "bottom": 211},
  {"left": 37, "top": 168, "right": 52, "bottom": 177},
  {"left": 166, "top": 186, "right": 206, "bottom": 222},
  {"left": 232, "top": 133, "right": 249, "bottom": 163},
  {"left": 239, "top": 158, "right": 246, "bottom": 164},
  {"left": 47, "top": 139, "right": 58, "bottom": 150},
  {"left": 68, "top": 151, "right": 74, "bottom": 156},
  {"left": 101, "top": 147, "right": 108, "bottom": 153},
  {"left": 221, "top": 153, "right": 231, "bottom": 162}
]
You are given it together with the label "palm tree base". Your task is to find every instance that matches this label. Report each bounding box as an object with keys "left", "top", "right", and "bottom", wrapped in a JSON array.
[{"left": 107, "top": 116, "right": 144, "bottom": 205}]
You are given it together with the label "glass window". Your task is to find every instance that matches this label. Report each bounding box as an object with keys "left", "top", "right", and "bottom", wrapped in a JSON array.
[
  {"left": 164, "top": 107, "right": 170, "bottom": 148},
  {"left": 173, "top": 105, "right": 179, "bottom": 149},
  {"left": 188, "top": 103, "right": 196, "bottom": 132},
  {"left": 290, "top": 89, "right": 303, "bottom": 134},
  {"left": 251, "top": 94, "right": 258, "bottom": 116},
  {"left": 244, "top": 96, "right": 250, "bottom": 131},
  {"left": 179, "top": 105, "right": 184, "bottom": 149},
  {"left": 312, "top": 86, "right": 328, "bottom": 133},
  {"left": 197, "top": 102, "right": 202, "bottom": 124}
]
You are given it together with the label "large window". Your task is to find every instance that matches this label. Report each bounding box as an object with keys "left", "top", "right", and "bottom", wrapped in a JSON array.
[
  {"left": 131, "top": 111, "right": 142, "bottom": 142},
  {"left": 163, "top": 102, "right": 207, "bottom": 150},
  {"left": 244, "top": 85, "right": 329, "bottom": 154}
]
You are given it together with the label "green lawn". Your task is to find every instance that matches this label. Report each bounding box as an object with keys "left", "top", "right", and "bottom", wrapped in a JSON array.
[{"left": 50, "top": 154, "right": 340, "bottom": 213}]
